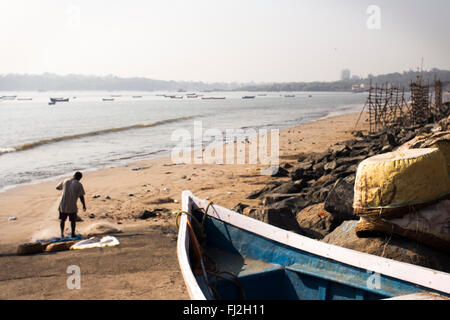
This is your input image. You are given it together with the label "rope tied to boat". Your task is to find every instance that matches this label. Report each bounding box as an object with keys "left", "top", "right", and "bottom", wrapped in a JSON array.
[{"left": 174, "top": 201, "right": 246, "bottom": 300}]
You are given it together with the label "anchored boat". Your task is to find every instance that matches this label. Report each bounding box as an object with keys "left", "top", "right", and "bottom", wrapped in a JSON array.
[
  {"left": 50, "top": 97, "right": 69, "bottom": 103},
  {"left": 177, "top": 191, "right": 450, "bottom": 300}
]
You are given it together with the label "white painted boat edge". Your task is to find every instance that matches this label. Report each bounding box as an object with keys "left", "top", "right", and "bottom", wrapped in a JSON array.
[
  {"left": 181, "top": 190, "right": 450, "bottom": 295},
  {"left": 176, "top": 191, "right": 207, "bottom": 300}
]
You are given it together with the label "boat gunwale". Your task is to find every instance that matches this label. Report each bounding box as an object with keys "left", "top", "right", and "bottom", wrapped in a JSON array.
[
  {"left": 177, "top": 190, "right": 450, "bottom": 299},
  {"left": 176, "top": 191, "right": 207, "bottom": 300}
]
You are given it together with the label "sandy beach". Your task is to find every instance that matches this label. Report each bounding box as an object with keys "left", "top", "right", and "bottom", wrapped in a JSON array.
[{"left": 0, "top": 111, "right": 369, "bottom": 299}]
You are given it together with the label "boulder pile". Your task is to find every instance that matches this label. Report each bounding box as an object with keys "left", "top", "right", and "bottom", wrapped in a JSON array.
[
  {"left": 236, "top": 118, "right": 450, "bottom": 271},
  {"left": 243, "top": 127, "right": 429, "bottom": 233}
]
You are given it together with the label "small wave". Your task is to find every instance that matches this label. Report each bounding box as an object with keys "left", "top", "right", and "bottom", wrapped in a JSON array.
[{"left": 4, "top": 116, "right": 193, "bottom": 155}]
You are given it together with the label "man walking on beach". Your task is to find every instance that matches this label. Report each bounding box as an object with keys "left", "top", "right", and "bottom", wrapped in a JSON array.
[{"left": 56, "top": 171, "right": 86, "bottom": 238}]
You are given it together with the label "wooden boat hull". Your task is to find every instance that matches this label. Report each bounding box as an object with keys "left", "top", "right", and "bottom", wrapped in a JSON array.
[{"left": 177, "top": 191, "right": 450, "bottom": 300}]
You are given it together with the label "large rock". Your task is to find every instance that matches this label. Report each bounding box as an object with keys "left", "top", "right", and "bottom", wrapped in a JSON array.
[
  {"left": 271, "top": 196, "right": 309, "bottom": 213},
  {"left": 382, "top": 132, "right": 398, "bottom": 147},
  {"left": 316, "top": 174, "right": 337, "bottom": 187},
  {"left": 324, "top": 178, "right": 358, "bottom": 221},
  {"left": 138, "top": 210, "right": 157, "bottom": 220},
  {"left": 263, "top": 207, "right": 301, "bottom": 233},
  {"left": 322, "top": 221, "right": 450, "bottom": 273},
  {"left": 308, "top": 151, "right": 329, "bottom": 164},
  {"left": 269, "top": 166, "right": 289, "bottom": 177},
  {"left": 328, "top": 144, "right": 350, "bottom": 158},
  {"left": 261, "top": 196, "right": 310, "bottom": 233},
  {"left": 246, "top": 182, "right": 281, "bottom": 199},
  {"left": 242, "top": 208, "right": 267, "bottom": 222},
  {"left": 311, "top": 186, "right": 332, "bottom": 204},
  {"left": 335, "top": 155, "right": 367, "bottom": 167},
  {"left": 263, "top": 193, "right": 304, "bottom": 205},
  {"left": 289, "top": 162, "right": 313, "bottom": 181},
  {"left": 324, "top": 160, "right": 337, "bottom": 172},
  {"left": 232, "top": 203, "right": 249, "bottom": 214},
  {"left": 270, "top": 181, "right": 304, "bottom": 194},
  {"left": 296, "top": 203, "right": 339, "bottom": 240}
]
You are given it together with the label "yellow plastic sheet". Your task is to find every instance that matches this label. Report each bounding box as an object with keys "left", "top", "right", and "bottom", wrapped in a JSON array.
[
  {"left": 353, "top": 148, "right": 449, "bottom": 213},
  {"left": 429, "top": 140, "right": 450, "bottom": 177}
]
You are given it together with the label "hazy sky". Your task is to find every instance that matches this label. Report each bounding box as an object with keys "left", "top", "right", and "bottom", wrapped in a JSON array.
[{"left": 0, "top": 0, "right": 449, "bottom": 82}]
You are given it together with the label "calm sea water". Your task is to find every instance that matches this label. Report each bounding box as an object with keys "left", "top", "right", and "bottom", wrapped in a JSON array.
[{"left": 0, "top": 91, "right": 367, "bottom": 192}]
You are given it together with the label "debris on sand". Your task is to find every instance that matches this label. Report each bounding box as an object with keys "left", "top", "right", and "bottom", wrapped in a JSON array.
[
  {"left": 138, "top": 210, "right": 157, "bottom": 220},
  {"left": 17, "top": 242, "right": 44, "bottom": 255},
  {"left": 45, "top": 240, "right": 77, "bottom": 252}
]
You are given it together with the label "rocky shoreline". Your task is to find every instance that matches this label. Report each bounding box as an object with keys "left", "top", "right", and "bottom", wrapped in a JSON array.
[{"left": 235, "top": 114, "right": 450, "bottom": 273}]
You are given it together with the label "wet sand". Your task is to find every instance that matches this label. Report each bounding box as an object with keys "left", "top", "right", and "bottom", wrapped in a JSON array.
[{"left": 0, "top": 111, "right": 368, "bottom": 299}]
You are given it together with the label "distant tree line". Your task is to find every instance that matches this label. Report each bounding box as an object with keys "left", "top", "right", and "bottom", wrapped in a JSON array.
[
  {"left": 236, "top": 68, "right": 450, "bottom": 92},
  {"left": 1, "top": 69, "right": 449, "bottom": 92},
  {"left": 0, "top": 73, "right": 242, "bottom": 92}
]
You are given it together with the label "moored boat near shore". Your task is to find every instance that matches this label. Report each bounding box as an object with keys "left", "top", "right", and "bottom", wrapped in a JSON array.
[
  {"left": 0, "top": 95, "right": 17, "bottom": 100},
  {"left": 177, "top": 191, "right": 450, "bottom": 300},
  {"left": 50, "top": 97, "right": 69, "bottom": 103}
]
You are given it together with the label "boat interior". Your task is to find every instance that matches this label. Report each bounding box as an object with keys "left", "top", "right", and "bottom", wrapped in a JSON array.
[{"left": 190, "top": 210, "right": 440, "bottom": 300}]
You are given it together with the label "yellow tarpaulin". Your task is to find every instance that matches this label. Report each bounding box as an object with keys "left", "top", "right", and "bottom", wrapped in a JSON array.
[{"left": 353, "top": 148, "right": 449, "bottom": 214}]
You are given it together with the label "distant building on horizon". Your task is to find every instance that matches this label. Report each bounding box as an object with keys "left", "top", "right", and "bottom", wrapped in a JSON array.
[{"left": 341, "top": 69, "right": 351, "bottom": 81}]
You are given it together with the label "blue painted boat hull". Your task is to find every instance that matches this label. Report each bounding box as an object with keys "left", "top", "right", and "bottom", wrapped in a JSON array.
[{"left": 178, "top": 191, "right": 450, "bottom": 300}]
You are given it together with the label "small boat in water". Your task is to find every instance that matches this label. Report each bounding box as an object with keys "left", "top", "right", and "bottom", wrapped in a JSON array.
[
  {"left": 201, "top": 97, "right": 226, "bottom": 100},
  {"left": 50, "top": 97, "right": 69, "bottom": 103},
  {"left": 177, "top": 191, "right": 450, "bottom": 300},
  {"left": 17, "top": 98, "right": 33, "bottom": 101},
  {"left": 102, "top": 98, "right": 115, "bottom": 101},
  {"left": 132, "top": 96, "right": 143, "bottom": 98},
  {"left": 242, "top": 96, "right": 256, "bottom": 99},
  {"left": 0, "top": 95, "right": 17, "bottom": 100},
  {"left": 284, "top": 94, "right": 295, "bottom": 98}
]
